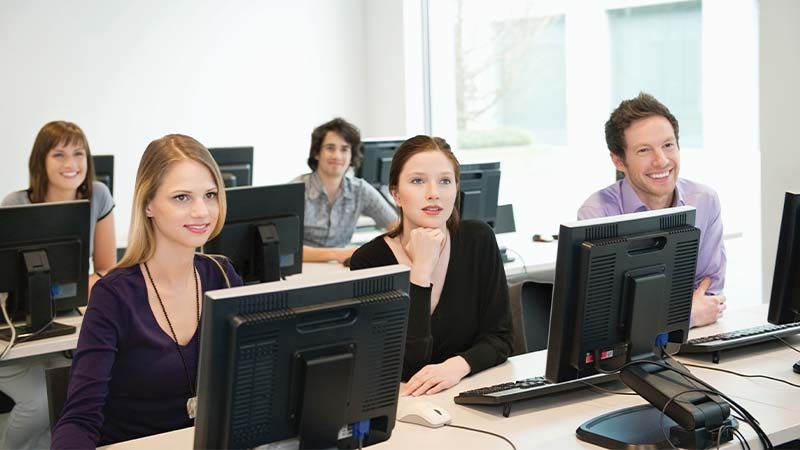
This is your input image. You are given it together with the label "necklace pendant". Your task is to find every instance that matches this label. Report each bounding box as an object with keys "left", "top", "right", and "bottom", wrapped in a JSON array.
[{"left": 187, "top": 396, "right": 197, "bottom": 419}]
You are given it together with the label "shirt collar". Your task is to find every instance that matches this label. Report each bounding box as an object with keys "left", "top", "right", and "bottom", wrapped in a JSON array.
[
  {"left": 619, "top": 177, "right": 684, "bottom": 212},
  {"left": 672, "top": 182, "right": 686, "bottom": 207},
  {"left": 620, "top": 178, "right": 648, "bottom": 213},
  {"left": 308, "top": 171, "right": 355, "bottom": 201}
]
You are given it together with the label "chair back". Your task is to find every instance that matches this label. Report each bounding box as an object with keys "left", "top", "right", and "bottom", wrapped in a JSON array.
[{"left": 45, "top": 364, "right": 71, "bottom": 430}]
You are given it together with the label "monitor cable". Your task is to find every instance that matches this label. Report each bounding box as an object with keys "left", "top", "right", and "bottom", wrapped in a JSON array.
[
  {"left": 351, "top": 419, "right": 370, "bottom": 450},
  {"left": 16, "top": 317, "right": 57, "bottom": 344},
  {"left": 444, "top": 423, "right": 517, "bottom": 450},
  {"left": 659, "top": 387, "right": 748, "bottom": 450},
  {"left": 577, "top": 378, "right": 638, "bottom": 396},
  {"left": 15, "top": 286, "right": 59, "bottom": 344},
  {"left": 676, "top": 360, "right": 800, "bottom": 389},
  {"left": 0, "top": 292, "right": 17, "bottom": 359}
]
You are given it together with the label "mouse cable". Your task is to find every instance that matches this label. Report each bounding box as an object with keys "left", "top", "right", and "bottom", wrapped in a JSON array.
[
  {"left": 677, "top": 361, "right": 800, "bottom": 389},
  {"left": 774, "top": 336, "right": 800, "bottom": 354},
  {"left": 444, "top": 423, "right": 517, "bottom": 450}
]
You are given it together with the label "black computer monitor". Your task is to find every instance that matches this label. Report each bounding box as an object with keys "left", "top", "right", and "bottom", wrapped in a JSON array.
[
  {"left": 92, "top": 155, "right": 114, "bottom": 196},
  {"left": 768, "top": 192, "right": 800, "bottom": 325},
  {"left": 0, "top": 201, "right": 90, "bottom": 341},
  {"left": 360, "top": 138, "right": 502, "bottom": 226},
  {"left": 203, "top": 183, "right": 304, "bottom": 284},
  {"left": 357, "top": 138, "right": 405, "bottom": 187},
  {"left": 546, "top": 206, "right": 735, "bottom": 448},
  {"left": 194, "top": 265, "right": 410, "bottom": 450},
  {"left": 209, "top": 147, "right": 254, "bottom": 188},
  {"left": 457, "top": 162, "right": 501, "bottom": 228},
  {"left": 357, "top": 139, "right": 404, "bottom": 208}
]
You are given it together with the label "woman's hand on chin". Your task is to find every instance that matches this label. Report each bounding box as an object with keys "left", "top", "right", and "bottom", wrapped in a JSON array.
[{"left": 405, "top": 227, "right": 445, "bottom": 286}]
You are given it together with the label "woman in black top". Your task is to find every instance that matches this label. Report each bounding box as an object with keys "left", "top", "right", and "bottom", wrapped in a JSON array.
[{"left": 350, "top": 135, "right": 513, "bottom": 396}]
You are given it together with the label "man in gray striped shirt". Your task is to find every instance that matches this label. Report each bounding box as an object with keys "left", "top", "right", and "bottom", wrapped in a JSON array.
[{"left": 293, "top": 118, "right": 397, "bottom": 264}]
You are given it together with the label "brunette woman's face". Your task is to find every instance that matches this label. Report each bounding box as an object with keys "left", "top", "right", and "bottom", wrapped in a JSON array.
[
  {"left": 391, "top": 150, "right": 458, "bottom": 231},
  {"left": 45, "top": 141, "right": 87, "bottom": 196}
]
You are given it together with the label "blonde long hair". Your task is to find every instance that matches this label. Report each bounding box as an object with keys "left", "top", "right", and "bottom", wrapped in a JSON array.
[{"left": 117, "top": 134, "right": 227, "bottom": 268}]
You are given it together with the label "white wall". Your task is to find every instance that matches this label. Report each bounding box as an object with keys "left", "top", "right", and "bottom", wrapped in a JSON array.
[
  {"left": 0, "top": 0, "right": 385, "bottom": 246},
  {"left": 760, "top": 0, "right": 800, "bottom": 300}
]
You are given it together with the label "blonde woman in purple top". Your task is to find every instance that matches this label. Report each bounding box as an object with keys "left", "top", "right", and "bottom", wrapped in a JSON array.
[
  {"left": 52, "top": 135, "right": 243, "bottom": 448},
  {"left": 578, "top": 92, "right": 726, "bottom": 328}
]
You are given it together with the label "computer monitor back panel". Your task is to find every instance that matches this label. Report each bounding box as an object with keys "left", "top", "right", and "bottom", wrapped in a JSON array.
[
  {"left": 0, "top": 201, "right": 90, "bottom": 315},
  {"left": 546, "top": 206, "right": 697, "bottom": 383},
  {"left": 203, "top": 183, "right": 304, "bottom": 283},
  {"left": 194, "top": 265, "right": 410, "bottom": 449},
  {"left": 92, "top": 154, "right": 114, "bottom": 196},
  {"left": 209, "top": 147, "right": 254, "bottom": 188},
  {"left": 458, "top": 162, "right": 501, "bottom": 227},
  {"left": 358, "top": 139, "right": 404, "bottom": 187},
  {"left": 769, "top": 192, "right": 800, "bottom": 324}
]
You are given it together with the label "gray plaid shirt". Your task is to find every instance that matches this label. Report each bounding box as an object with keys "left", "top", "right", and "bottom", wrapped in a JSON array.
[{"left": 292, "top": 172, "right": 397, "bottom": 248}]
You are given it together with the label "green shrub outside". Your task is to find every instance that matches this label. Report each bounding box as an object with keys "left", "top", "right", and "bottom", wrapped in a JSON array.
[{"left": 457, "top": 126, "right": 534, "bottom": 149}]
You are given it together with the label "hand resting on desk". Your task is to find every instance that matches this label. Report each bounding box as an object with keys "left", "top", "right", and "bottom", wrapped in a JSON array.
[
  {"left": 691, "top": 277, "right": 727, "bottom": 328},
  {"left": 401, "top": 356, "right": 471, "bottom": 396}
]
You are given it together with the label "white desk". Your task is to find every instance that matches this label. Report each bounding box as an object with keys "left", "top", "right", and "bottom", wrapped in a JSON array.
[
  {"left": 495, "top": 231, "right": 558, "bottom": 279},
  {"left": 104, "top": 303, "right": 800, "bottom": 449},
  {"left": 296, "top": 261, "right": 351, "bottom": 278},
  {"left": 351, "top": 229, "right": 560, "bottom": 280},
  {"left": 0, "top": 313, "right": 83, "bottom": 362}
]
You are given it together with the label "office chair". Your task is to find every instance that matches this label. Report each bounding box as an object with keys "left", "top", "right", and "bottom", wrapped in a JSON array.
[
  {"left": 507, "top": 280, "right": 553, "bottom": 355},
  {"left": 45, "top": 364, "right": 71, "bottom": 430}
]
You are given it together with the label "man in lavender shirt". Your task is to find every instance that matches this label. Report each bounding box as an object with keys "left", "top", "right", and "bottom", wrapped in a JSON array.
[{"left": 578, "top": 92, "right": 726, "bottom": 328}]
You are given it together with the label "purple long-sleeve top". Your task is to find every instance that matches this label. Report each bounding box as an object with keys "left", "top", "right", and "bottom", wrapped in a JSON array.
[
  {"left": 578, "top": 177, "right": 726, "bottom": 295},
  {"left": 52, "top": 254, "right": 243, "bottom": 449}
]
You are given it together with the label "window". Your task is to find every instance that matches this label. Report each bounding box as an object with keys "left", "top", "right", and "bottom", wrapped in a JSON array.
[
  {"left": 426, "top": 0, "right": 761, "bottom": 305},
  {"left": 609, "top": 1, "right": 703, "bottom": 147}
]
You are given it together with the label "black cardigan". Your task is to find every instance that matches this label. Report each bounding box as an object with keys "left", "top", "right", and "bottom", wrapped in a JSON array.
[{"left": 350, "top": 220, "right": 514, "bottom": 381}]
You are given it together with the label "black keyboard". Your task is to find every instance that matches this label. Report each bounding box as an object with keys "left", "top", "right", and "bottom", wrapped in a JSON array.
[
  {"left": 454, "top": 373, "right": 618, "bottom": 416},
  {"left": 679, "top": 322, "right": 800, "bottom": 355}
]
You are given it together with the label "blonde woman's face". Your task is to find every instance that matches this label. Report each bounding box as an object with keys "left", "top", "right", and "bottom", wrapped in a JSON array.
[{"left": 145, "top": 160, "right": 220, "bottom": 251}]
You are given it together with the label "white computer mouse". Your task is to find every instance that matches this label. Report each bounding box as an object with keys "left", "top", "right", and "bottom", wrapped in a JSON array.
[{"left": 397, "top": 400, "right": 452, "bottom": 428}]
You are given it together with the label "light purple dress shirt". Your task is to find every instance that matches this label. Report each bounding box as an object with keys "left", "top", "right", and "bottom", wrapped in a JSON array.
[{"left": 578, "top": 177, "right": 726, "bottom": 295}]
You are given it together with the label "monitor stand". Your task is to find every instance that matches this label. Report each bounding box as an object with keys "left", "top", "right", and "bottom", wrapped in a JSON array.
[
  {"left": 0, "top": 251, "right": 78, "bottom": 343},
  {"left": 0, "top": 321, "right": 76, "bottom": 343},
  {"left": 499, "top": 246, "right": 515, "bottom": 264},
  {"left": 577, "top": 403, "right": 738, "bottom": 449}
]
